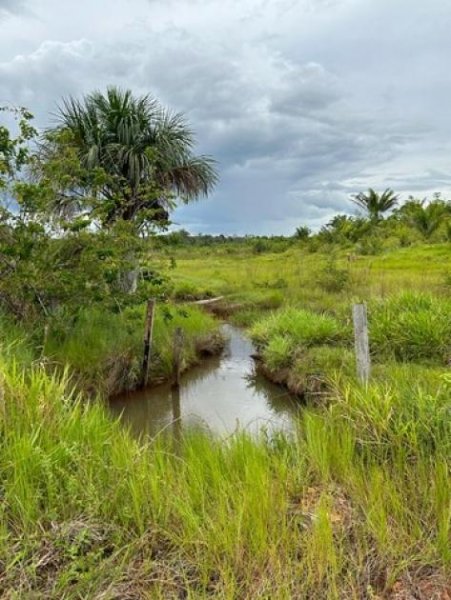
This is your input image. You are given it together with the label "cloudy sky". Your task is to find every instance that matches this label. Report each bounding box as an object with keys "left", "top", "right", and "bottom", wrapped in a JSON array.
[{"left": 1, "top": 0, "right": 451, "bottom": 234}]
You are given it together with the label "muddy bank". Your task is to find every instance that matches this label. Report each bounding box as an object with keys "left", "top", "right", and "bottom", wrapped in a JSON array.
[
  {"left": 253, "top": 355, "right": 331, "bottom": 401},
  {"left": 106, "top": 329, "right": 226, "bottom": 397}
]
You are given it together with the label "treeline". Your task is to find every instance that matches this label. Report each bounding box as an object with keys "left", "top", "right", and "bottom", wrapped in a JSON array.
[
  {"left": 154, "top": 229, "right": 293, "bottom": 253},
  {"left": 159, "top": 191, "right": 451, "bottom": 255},
  {"left": 307, "top": 193, "right": 451, "bottom": 253}
]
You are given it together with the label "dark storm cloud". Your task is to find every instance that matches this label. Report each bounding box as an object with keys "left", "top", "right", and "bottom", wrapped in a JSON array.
[{"left": 1, "top": 0, "right": 451, "bottom": 233}]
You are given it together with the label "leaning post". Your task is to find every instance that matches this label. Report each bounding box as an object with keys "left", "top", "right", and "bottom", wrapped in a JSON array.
[
  {"left": 352, "top": 303, "right": 371, "bottom": 385},
  {"left": 141, "top": 298, "right": 156, "bottom": 388}
]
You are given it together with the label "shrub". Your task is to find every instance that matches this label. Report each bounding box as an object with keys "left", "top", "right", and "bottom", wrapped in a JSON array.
[
  {"left": 356, "top": 235, "right": 384, "bottom": 256},
  {"left": 316, "top": 258, "right": 350, "bottom": 293},
  {"left": 252, "top": 239, "right": 270, "bottom": 254}
]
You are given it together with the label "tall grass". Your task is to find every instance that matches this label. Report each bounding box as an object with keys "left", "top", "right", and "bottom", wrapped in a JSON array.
[
  {"left": 248, "top": 291, "right": 450, "bottom": 400},
  {"left": 42, "top": 303, "right": 222, "bottom": 394},
  {"left": 1, "top": 242, "right": 450, "bottom": 597},
  {"left": 369, "top": 292, "right": 451, "bottom": 363},
  {"left": 0, "top": 350, "right": 449, "bottom": 598},
  {"left": 251, "top": 307, "right": 347, "bottom": 348}
]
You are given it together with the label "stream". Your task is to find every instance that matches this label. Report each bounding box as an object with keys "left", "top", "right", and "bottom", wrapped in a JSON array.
[{"left": 109, "top": 324, "right": 300, "bottom": 438}]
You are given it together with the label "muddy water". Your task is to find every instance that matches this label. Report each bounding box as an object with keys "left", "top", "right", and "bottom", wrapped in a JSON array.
[{"left": 109, "top": 324, "right": 300, "bottom": 438}]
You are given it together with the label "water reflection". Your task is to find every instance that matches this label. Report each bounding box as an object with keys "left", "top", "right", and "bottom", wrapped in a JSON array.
[
  {"left": 109, "top": 324, "right": 299, "bottom": 438},
  {"left": 171, "top": 384, "right": 182, "bottom": 450}
]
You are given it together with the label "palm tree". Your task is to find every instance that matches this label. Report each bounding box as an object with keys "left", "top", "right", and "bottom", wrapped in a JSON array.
[
  {"left": 43, "top": 86, "right": 218, "bottom": 228},
  {"left": 351, "top": 188, "right": 399, "bottom": 221},
  {"left": 399, "top": 199, "right": 450, "bottom": 238},
  {"left": 294, "top": 225, "right": 311, "bottom": 241},
  {"left": 41, "top": 87, "right": 218, "bottom": 292}
]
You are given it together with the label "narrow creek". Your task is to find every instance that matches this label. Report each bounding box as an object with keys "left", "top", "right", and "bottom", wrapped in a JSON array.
[{"left": 109, "top": 324, "right": 300, "bottom": 438}]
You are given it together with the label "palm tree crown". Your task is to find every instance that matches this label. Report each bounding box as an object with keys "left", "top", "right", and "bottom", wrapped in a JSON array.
[
  {"left": 398, "top": 198, "right": 450, "bottom": 238},
  {"left": 46, "top": 86, "right": 218, "bottom": 227},
  {"left": 351, "top": 188, "right": 399, "bottom": 221}
]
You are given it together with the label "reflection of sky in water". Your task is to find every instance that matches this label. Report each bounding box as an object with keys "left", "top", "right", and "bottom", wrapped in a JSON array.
[{"left": 109, "top": 324, "right": 300, "bottom": 438}]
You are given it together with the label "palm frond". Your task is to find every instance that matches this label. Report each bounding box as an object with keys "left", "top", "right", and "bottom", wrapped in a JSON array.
[
  {"left": 351, "top": 188, "right": 399, "bottom": 220},
  {"left": 43, "top": 86, "right": 218, "bottom": 226}
]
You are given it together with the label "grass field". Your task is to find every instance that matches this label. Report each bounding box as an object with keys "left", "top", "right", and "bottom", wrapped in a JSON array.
[
  {"left": 164, "top": 243, "right": 450, "bottom": 310},
  {"left": 1, "top": 241, "right": 450, "bottom": 598}
]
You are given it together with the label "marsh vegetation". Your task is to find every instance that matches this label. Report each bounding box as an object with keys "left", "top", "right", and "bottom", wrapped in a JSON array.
[{"left": 0, "top": 93, "right": 450, "bottom": 598}]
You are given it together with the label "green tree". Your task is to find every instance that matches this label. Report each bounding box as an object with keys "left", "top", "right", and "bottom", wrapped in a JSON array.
[
  {"left": 40, "top": 87, "right": 218, "bottom": 231},
  {"left": 0, "top": 107, "right": 166, "bottom": 319},
  {"left": 397, "top": 197, "right": 451, "bottom": 239},
  {"left": 319, "top": 214, "right": 370, "bottom": 244},
  {"left": 351, "top": 188, "right": 399, "bottom": 221},
  {"left": 38, "top": 87, "right": 218, "bottom": 291},
  {"left": 294, "top": 225, "right": 311, "bottom": 241},
  {"left": 0, "top": 106, "right": 37, "bottom": 189}
]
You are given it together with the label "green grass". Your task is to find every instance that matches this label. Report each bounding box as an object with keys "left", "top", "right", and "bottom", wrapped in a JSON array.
[
  {"left": 161, "top": 243, "right": 450, "bottom": 312},
  {"left": 369, "top": 292, "right": 451, "bottom": 362},
  {"left": 247, "top": 289, "right": 450, "bottom": 397},
  {"left": 41, "top": 304, "right": 222, "bottom": 395},
  {"left": 0, "top": 241, "right": 450, "bottom": 597},
  {"left": 0, "top": 350, "right": 449, "bottom": 598},
  {"left": 251, "top": 307, "right": 347, "bottom": 349}
]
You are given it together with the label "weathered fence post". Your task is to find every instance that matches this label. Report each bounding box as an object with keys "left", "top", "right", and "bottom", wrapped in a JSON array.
[
  {"left": 141, "top": 298, "right": 156, "bottom": 388},
  {"left": 172, "top": 327, "right": 184, "bottom": 387},
  {"left": 352, "top": 303, "right": 371, "bottom": 385}
]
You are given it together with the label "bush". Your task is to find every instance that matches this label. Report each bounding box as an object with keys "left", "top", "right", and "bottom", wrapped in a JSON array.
[
  {"left": 356, "top": 235, "right": 384, "bottom": 255},
  {"left": 252, "top": 239, "right": 270, "bottom": 254},
  {"left": 369, "top": 292, "right": 451, "bottom": 363},
  {"left": 316, "top": 258, "right": 350, "bottom": 293}
]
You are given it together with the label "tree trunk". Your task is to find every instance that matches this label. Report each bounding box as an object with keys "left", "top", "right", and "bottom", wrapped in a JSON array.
[{"left": 119, "top": 250, "right": 139, "bottom": 294}]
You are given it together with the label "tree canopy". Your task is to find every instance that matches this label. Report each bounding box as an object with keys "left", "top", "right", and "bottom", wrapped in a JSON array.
[
  {"left": 351, "top": 188, "right": 399, "bottom": 221},
  {"left": 39, "top": 87, "right": 218, "bottom": 231}
]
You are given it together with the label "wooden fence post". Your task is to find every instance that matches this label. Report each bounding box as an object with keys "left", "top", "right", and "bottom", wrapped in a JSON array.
[
  {"left": 172, "top": 327, "right": 184, "bottom": 387},
  {"left": 352, "top": 303, "right": 371, "bottom": 385},
  {"left": 141, "top": 298, "right": 156, "bottom": 388}
]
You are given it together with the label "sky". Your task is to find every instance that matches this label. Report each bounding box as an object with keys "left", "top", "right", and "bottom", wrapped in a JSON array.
[{"left": 1, "top": 0, "right": 451, "bottom": 235}]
